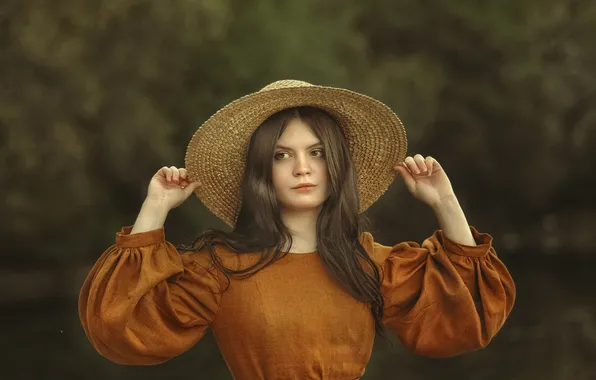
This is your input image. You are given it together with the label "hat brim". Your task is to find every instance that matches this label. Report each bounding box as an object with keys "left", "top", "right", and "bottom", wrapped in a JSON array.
[{"left": 185, "top": 84, "right": 408, "bottom": 227}]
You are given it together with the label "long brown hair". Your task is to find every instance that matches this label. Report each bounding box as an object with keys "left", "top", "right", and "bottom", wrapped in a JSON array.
[{"left": 177, "top": 106, "right": 389, "bottom": 340}]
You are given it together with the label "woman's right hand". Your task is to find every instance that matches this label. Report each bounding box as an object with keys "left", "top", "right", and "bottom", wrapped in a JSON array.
[{"left": 145, "top": 166, "right": 201, "bottom": 211}]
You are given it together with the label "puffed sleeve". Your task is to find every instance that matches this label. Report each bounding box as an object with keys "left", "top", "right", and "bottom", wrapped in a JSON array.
[
  {"left": 78, "top": 226, "right": 222, "bottom": 365},
  {"left": 362, "top": 226, "right": 515, "bottom": 358}
]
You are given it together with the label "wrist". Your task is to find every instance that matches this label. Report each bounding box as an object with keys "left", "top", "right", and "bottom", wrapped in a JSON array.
[
  {"left": 431, "top": 194, "right": 459, "bottom": 213},
  {"left": 130, "top": 198, "right": 170, "bottom": 234},
  {"left": 143, "top": 197, "right": 172, "bottom": 213}
]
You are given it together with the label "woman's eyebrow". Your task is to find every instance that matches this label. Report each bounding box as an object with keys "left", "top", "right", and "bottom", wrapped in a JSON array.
[{"left": 275, "top": 142, "right": 323, "bottom": 151}]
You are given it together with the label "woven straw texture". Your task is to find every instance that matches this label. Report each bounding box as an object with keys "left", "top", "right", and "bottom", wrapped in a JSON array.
[{"left": 185, "top": 80, "right": 408, "bottom": 227}]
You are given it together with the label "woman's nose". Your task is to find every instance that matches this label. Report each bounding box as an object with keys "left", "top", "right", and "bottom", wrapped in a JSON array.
[{"left": 293, "top": 155, "right": 311, "bottom": 176}]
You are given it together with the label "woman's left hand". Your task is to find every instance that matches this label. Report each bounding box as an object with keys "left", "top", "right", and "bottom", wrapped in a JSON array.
[{"left": 393, "top": 154, "right": 455, "bottom": 208}]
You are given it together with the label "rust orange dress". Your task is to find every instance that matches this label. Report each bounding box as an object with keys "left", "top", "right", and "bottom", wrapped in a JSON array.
[{"left": 78, "top": 225, "right": 515, "bottom": 379}]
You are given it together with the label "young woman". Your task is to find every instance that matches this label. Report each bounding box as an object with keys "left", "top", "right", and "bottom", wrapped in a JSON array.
[{"left": 79, "top": 80, "right": 516, "bottom": 379}]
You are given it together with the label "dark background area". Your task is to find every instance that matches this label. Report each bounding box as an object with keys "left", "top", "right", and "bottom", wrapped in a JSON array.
[{"left": 2, "top": 0, "right": 596, "bottom": 378}]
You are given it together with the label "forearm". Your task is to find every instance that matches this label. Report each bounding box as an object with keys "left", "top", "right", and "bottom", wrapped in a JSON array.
[
  {"left": 432, "top": 195, "right": 476, "bottom": 246},
  {"left": 130, "top": 199, "right": 170, "bottom": 234}
]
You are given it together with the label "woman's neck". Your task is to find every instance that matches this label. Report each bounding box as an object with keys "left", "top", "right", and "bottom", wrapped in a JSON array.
[{"left": 279, "top": 207, "right": 320, "bottom": 253}]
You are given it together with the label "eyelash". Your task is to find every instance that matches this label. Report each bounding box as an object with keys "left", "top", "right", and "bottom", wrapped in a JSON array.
[{"left": 274, "top": 149, "right": 325, "bottom": 160}]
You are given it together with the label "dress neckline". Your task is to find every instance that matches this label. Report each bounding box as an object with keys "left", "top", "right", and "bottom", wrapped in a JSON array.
[{"left": 287, "top": 250, "right": 317, "bottom": 255}]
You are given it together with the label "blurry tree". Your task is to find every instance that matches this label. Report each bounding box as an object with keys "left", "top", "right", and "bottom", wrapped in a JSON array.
[
  {"left": 0, "top": 0, "right": 366, "bottom": 266},
  {"left": 351, "top": 0, "right": 596, "bottom": 254},
  {"left": 2, "top": 0, "right": 596, "bottom": 264},
  {"left": 2, "top": 0, "right": 231, "bottom": 264}
]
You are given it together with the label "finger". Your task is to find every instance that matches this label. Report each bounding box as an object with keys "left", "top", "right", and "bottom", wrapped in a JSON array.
[
  {"left": 160, "top": 166, "right": 172, "bottom": 182},
  {"left": 395, "top": 166, "right": 416, "bottom": 193},
  {"left": 179, "top": 168, "right": 188, "bottom": 180},
  {"left": 432, "top": 157, "right": 442, "bottom": 171},
  {"left": 404, "top": 156, "right": 419, "bottom": 174},
  {"left": 394, "top": 162, "right": 410, "bottom": 174},
  {"left": 413, "top": 154, "right": 427, "bottom": 174},
  {"left": 425, "top": 156, "right": 434, "bottom": 175},
  {"left": 400, "top": 161, "right": 412, "bottom": 175},
  {"left": 170, "top": 166, "right": 180, "bottom": 182},
  {"left": 183, "top": 181, "right": 201, "bottom": 195}
]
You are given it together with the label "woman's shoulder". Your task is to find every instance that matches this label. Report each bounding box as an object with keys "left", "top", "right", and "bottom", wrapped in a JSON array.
[{"left": 359, "top": 231, "right": 390, "bottom": 265}]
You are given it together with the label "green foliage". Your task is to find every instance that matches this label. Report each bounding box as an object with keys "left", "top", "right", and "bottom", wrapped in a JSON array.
[
  {"left": 0, "top": 0, "right": 365, "bottom": 264},
  {"left": 352, "top": 0, "right": 596, "bottom": 252},
  {"left": 2, "top": 0, "right": 596, "bottom": 264}
]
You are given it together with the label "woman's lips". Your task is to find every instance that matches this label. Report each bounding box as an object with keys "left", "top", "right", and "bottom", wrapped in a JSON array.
[{"left": 293, "top": 184, "right": 316, "bottom": 191}]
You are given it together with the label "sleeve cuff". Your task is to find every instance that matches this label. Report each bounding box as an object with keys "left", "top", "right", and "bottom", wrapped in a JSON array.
[
  {"left": 440, "top": 226, "right": 493, "bottom": 258},
  {"left": 116, "top": 225, "right": 165, "bottom": 248}
]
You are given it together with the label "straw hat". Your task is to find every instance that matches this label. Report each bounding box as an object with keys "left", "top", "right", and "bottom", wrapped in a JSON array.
[{"left": 185, "top": 80, "right": 408, "bottom": 227}]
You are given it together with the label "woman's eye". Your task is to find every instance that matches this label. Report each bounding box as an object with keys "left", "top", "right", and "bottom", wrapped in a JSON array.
[
  {"left": 311, "top": 149, "right": 325, "bottom": 157},
  {"left": 274, "top": 152, "right": 288, "bottom": 160}
]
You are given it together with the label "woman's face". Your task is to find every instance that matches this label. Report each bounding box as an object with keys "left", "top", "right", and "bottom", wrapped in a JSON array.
[{"left": 272, "top": 118, "right": 329, "bottom": 212}]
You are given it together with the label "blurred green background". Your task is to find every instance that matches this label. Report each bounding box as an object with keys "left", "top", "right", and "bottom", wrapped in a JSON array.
[{"left": 2, "top": 0, "right": 596, "bottom": 378}]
